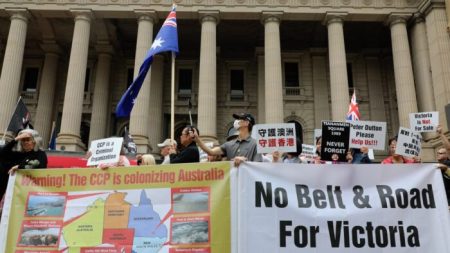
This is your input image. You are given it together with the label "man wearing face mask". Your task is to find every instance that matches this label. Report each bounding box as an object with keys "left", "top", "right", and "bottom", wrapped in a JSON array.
[{"left": 194, "top": 113, "right": 262, "bottom": 167}]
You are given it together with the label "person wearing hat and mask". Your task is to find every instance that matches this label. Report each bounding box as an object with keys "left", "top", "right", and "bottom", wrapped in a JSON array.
[
  {"left": 157, "top": 139, "right": 177, "bottom": 165},
  {"left": 194, "top": 113, "right": 262, "bottom": 167}
]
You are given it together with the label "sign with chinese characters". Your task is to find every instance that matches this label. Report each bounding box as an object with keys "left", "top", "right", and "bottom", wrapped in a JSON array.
[
  {"left": 395, "top": 127, "right": 422, "bottom": 158},
  {"left": 252, "top": 123, "right": 297, "bottom": 154},
  {"left": 321, "top": 121, "right": 351, "bottom": 162},
  {"left": 409, "top": 112, "right": 439, "bottom": 133}
]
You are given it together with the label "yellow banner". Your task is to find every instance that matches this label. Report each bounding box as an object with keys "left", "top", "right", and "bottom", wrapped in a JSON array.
[{"left": 3, "top": 162, "right": 231, "bottom": 253}]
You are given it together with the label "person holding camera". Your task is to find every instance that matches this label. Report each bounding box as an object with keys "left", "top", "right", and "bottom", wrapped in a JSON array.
[{"left": 168, "top": 125, "right": 200, "bottom": 164}]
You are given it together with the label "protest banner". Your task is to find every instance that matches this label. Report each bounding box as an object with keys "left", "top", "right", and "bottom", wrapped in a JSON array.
[
  {"left": 237, "top": 162, "right": 450, "bottom": 253},
  {"left": 252, "top": 123, "right": 296, "bottom": 154},
  {"left": 348, "top": 121, "right": 386, "bottom": 150},
  {"left": 321, "top": 121, "right": 350, "bottom": 162},
  {"left": 396, "top": 127, "right": 422, "bottom": 158},
  {"left": 0, "top": 162, "right": 231, "bottom": 253},
  {"left": 87, "top": 137, "right": 123, "bottom": 166},
  {"left": 409, "top": 112, "right": 438, "bottom": 133},
  {"left": 300, "top": 144, "right": 316, "bottom": 163}
]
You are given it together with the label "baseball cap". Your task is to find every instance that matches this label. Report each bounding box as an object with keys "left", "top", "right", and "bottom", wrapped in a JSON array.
[
  {"left": 157, "top": 139, "right": 177, "bottom": 148},
  {"left": 232, "top": 113, "right": 255, "bottom": 126}
]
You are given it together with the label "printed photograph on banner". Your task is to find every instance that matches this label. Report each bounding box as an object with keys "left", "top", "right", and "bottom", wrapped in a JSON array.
[
  {"left": 251, "top": 123, "right": 296, "bottom": 154},
  {"left": 396, "top": 127, "right": 422, "bottom": 158},
  {"left": 170, "top": 217, "right": 210, "bottom": 245},
  {"left": 169, "top": 247, "right": 210, "bottom": 253},
  {"left": 172, "top": 187, "right": 210, "bottom": 214},
  {"left": 320, "top": 121, "right": 350, "bottom": 162},
  {"left": 409, "top": 112, "right": 439, "bottom": 133},
  {"left": 87, "top": 137, "right": 124, "bottom": 166},
  {"left": 25, "top": 192, "right": 67, "bottom": 217},
  {"left": 17, "top": 220, "right": 62, "bottom": 248},
  {"left": 348, "top": 120, "right": 387, "bottom": 150}
]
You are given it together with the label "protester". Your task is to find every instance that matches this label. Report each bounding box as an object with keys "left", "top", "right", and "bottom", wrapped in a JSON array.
[
  {"left": 433, "top": 125, "right": 450, "bottom": 205},
  {"left": 169, "top": 125, "right": 200, "bottom": 164},
  {"left": 282, "top": 138, "right": 302, "bottom": 163},
  {"left": 157, "top": 139, "right": 177, "bottom": 165},
  {"left": 381, "top": 136, "right": 420, "bottom": 164},
  {"left": 194, "top": 113, "right": 262, "bottom": 167},
  {"left": 348, "top": 147, "right": 372, "bottom": 164},
  {"left": 94, "top": 144, "right": 131, "bottom": 170},
  {"left": 0, "top": 129, "right": 47, "bottom": 175},
  {"left": 0, "top": 129, "right": 47, "bottom": 214},
  {"left": 139, "top": 154, "right": 156, "bottom": 166}
]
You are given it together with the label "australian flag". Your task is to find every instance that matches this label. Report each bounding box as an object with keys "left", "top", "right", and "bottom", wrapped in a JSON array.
[
  {"left": 346, "top": 90, "right": 360, "bottom": 121},
  {"left": 116, "top": 5, "right": 179, "bottom": 117}
]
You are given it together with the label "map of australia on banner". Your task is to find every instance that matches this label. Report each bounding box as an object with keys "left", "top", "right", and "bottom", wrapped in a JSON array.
[{"left": 61, "top": 189, "right": 169, "bottom": 253}]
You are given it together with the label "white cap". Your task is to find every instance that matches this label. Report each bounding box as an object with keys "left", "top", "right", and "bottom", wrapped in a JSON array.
[{"left": 157, "top": 139, "right": 177, "bottom": 148}]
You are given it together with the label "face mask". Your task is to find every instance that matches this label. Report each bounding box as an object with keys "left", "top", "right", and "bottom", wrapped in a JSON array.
[{"left": 233, "top": 120, "right": 241, "bottom": 130}]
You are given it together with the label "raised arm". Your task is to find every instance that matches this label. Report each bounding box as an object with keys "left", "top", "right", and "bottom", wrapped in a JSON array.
[{"left": 193, "top": 129, "right": 224, "bottom": 156}]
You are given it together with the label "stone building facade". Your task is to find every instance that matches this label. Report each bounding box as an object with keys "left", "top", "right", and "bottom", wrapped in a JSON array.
[{"left": 0, "top": 0, "right": 449, "bottom": 160}]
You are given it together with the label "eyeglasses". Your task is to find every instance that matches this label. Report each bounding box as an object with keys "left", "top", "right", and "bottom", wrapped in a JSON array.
[
  {"left": 437, "top": 152, "right": 446, "bottom": 155},
  {"left": 22, "top": 138, "right": 33, "bottom": 142}
]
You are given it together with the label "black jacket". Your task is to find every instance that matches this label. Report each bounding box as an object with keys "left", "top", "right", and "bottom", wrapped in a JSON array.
[
  {"left": 170, "top": 142, "right": 200, "bottom": 164},
  {"left": 0, "top": 140, "right": 47, "bottom": 169}
]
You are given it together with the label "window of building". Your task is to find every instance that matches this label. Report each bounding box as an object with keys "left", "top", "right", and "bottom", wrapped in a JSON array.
[
  {"left": 22, "top": 67, "right": 39, "bottom": 92},
  {"left": 178, "top": 68, "right": 193, "bottom": 95},
  {"left": 230, "top": 69, "right": 244, "bottom": 97},
  {"left": 347, "top": 63, "right": 354, "bottom": 90},
  {"left": 284, "top": 62, "right": 299, "bottom": 88},
  {"left": 84, "top": 68, "right": 91, "bottom": 92},
  {"left": 127, "top": 68, "right": 134, "bottom": 88}
]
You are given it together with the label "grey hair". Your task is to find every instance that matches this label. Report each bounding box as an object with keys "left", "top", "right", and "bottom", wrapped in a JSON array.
[{"left": 16, "top": 129, "right": 43, "bottom": 152}]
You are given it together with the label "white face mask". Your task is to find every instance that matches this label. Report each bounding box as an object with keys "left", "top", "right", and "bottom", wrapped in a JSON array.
[{"left": 233, "top": 120, "right": 241, "bottom": 130}]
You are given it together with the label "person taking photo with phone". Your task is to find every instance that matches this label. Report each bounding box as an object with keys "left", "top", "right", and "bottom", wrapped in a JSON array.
[{"left": 168, "top": 125, "right": 200, "bottom": 164}]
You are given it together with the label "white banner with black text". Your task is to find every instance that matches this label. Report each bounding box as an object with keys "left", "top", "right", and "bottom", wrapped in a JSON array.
[{"left": 237, "top": 163, "right": 450, "bottom": 253}]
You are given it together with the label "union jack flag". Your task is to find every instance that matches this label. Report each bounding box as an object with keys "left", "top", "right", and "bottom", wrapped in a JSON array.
[{"left": 346, "top": 90, "right": 360, "bottom": 121}]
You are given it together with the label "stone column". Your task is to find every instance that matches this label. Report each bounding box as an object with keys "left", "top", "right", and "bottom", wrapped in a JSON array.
[
  {"left": 366, "top": 57, "right": 387, "bottom": 122},
  {"left": 129, "top": 11, "right": 155, "bottom": 154},
  {"left": 388, "top": 14, "right": 418, "bottom": 128},
  {"left": 148, "top": 55, "right": 164, "bottom": 155},
  {"left": 410, "top": 14, "right": 435, "bottom": 113},
  {"left": 56, "top": 10, "right": 92, "bottom": 151},
  {"left": 425, "top": 6, "right": 450, "bottom": 130},
  {"left": 0, "top": 9, "right": 29, "bottom": 138},
  {"left": 197, "top": 11, "right": 219, "bottom": 142},
  {"left": 325, "top": 13, "right": 349, "bottom": 121},
  {"left": 262, "top": 12, "right": 284, "bottom": 123},
  {"left": 257, "top": 52, "right": 265, "bottom": 123},
  {"left": 312, "top": 54, "right": 331, "bottom": 127},
  {"left": 35, "top": 43, "right": 61, "bottom": 148},
  {"left": 88, "top": 44, "right": 113, "bottom": 145}
]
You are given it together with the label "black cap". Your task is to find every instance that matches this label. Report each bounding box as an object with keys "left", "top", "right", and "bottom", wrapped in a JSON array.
[{"left": 232, "top": 113, "right": 255, "bottom": 126}]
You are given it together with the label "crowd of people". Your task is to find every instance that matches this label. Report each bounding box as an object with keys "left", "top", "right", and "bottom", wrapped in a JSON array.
[{"left": 0, "top": 112, "right": 450, "bottom": 214}]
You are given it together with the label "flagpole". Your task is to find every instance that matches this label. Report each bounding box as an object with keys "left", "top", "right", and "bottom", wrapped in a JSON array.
[
  {"left": 170, "top": 52, "right": 176, "bottom": 142},
  {"left": 1, "top": 96, "right": 22, "bottom": 142}
]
